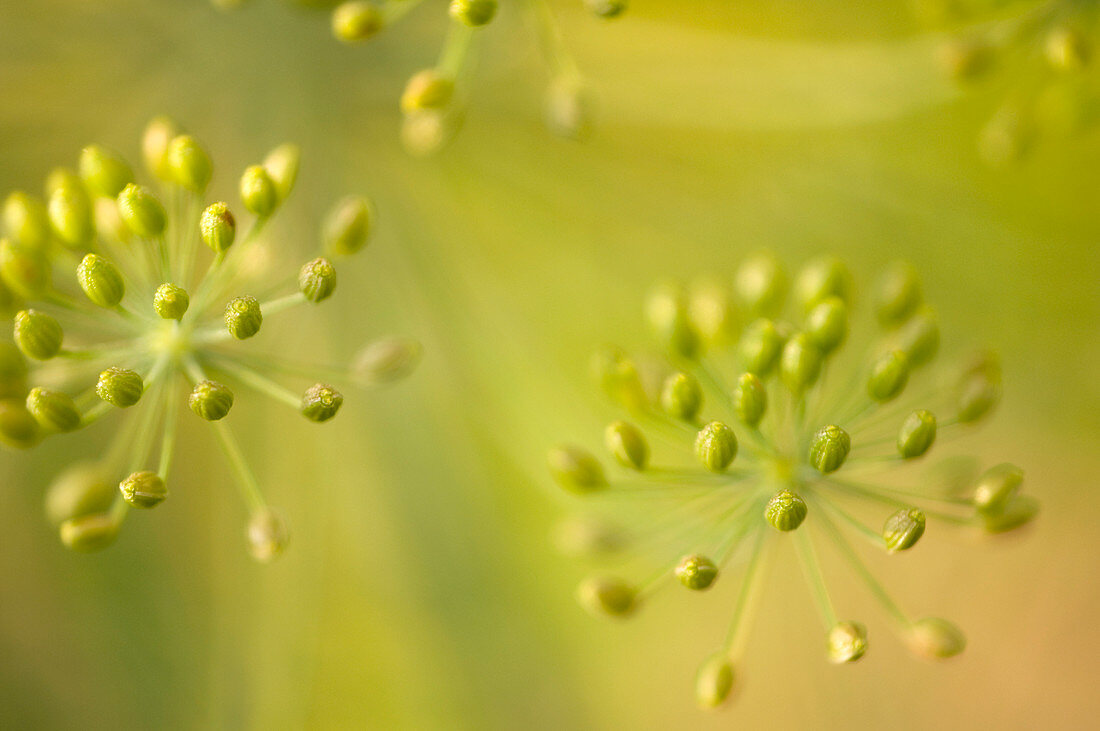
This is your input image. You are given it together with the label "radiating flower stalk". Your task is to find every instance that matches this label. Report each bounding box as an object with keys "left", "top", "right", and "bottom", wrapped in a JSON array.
[
  {"left": 549, "top": 253, "right": 1037, "bottom": 708},
  {"left": 0, "top": 117, "right": 420, "bottom": 560},
  {"left": 212, "top": 0, "right": 627, "bottom": 154}
]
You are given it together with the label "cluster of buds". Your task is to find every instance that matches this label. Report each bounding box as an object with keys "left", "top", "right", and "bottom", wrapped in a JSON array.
[
  {"left": 548, "top": 253, "right": 1037, "bottom": 708},
  {"left": 0, "top": 117, "right": 419, "bottom": 560},
  {"left": 212, "top": 0, "right": 628, "bottom": 154}
]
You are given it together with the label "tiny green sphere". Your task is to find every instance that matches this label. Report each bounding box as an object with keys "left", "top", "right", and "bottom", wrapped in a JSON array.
[
  {"left": 809, "top": 424, "right": 851, "bottom": 474},
  {"left": 897, "top": 307, "right": 939, "bottom": 366},
  {"left": 660, "top": 371, "right": 703, "bottom": 422},
  {"left": 323, "top": 195, "right": 374, "bottom": 256},
  {"left": 142, "top": 116, "right": 181, "bottom": 181},
  {"left": 0, "top": 239, "right": 51, "bottom": 298},
  {"left": 78, "top": 144, "right": 134, "bottom": 198},
  {"left": 154, "top": 283, "right": 190, "bottom": 320},
  {"left": 695, "top": 421, "right": 738, "bottom": 473},
  {"left": 76, "top": 253, "right": 125, "bottom": 308},
  {"left": 0, "top": 398, "right": 40, "bottom": 449},
  {"left": 548, "top": 444, "right": 607, "bottom": 493},
  {"left": 263, "top": 143, "right": 301, "bottom": 203},
  {"left": 450, "top": 0, "right": 497, "bottom": 26},
  {"left": 867, "top": 350, "right": 910, "bottom": 402},
  {"left": 332, "top": 1, "right": 384, "bottom": 43},
  {"left": 3, "top": 191, "right": 51, "bottom": 248},
  {"left": 189, "top": 380, "right": 234, "bottom": 421},
  {"left": 200, "top": 202, "right": 236, "bottom": 253},
  {"left": 13, "top": 309, "right": 63, "bottom": 360},
  {"left": 780, "top": 332, "right": 823, "bottom": 393},
  {"left": 675, "top": 554, "right": 719, "bottom": 591},
  {"left": 585, "top": 0, "right": 627, "bottom": 19},
  {"left": 695, "top": 655, "right": 735, "bottom": 709},
  {"left": 604, "top": 420, "right": 648, "bottom": 470},
  {"left": 96, "top": 367, "right": 143, "bottom": 408},
  {"left": 401, "top": 69, "right": 456, "bottom": 113},
  {"left": 576, "top": 576, "right": 637, "bottom": 617},
  {"left": 764, "top": 489, "right": 808, "bottom": 531},
  {"left": 794, "top": 255, "right": 852, "bottom": 312},
  {"left": 805, "top": 296, "right": 848, "bottom": 354},
  {"left": 827, "top": 621, "right": 868, "bottom": 664},
  {"left": 905, "top": 617, "right": 966, "bottom": 660},
  {"left": 47, "top": 178, "right": 94, "bottom": 246},
  {"left": 646, "top": 283, "right": 701, "bottom": 360},
  {"left": 972, "top": 463, "right": 1024, "bottom": 516},
  {"left": 874, "top": 262, "right": 922, "bottom": 328},
  {"left": 738, "top": 318, "right": 784, "bottom": 376},
  {"left": 897, "top": 409, "right": 936, "bottom": 459},
  {"left": 45, "top": 463, "right": 116, "bottom": 525},
  {"left": 59, "top": 513, "right": 120, "bottom": 552},
  {"left": 225, "top": 295, "right": 263, "bottom": 339},
  {"left": 301, "top": 383, "right": 343, "bottom": 422},
  {"left": 239, "top": 165, "right": 279, "bottom": 217},
  {"left": 732, "top": 372, "right": 767, "bottom": 428},
  {"left": 299, "top": 257, "right": 337, "bottom": 303},
  {"left": 117, "top": 183, "right": 166, "bottom": 238},
  {"left": 247, "top": 507, "right": 290, "bottom": 563},
  {"left": 26, "top": 386, "right": 81, "bottom": 432},
  {"left": 119, "top": 470, "right": 168, "bottom": 509},
  {"left": 166, "top": 134, "right": 213, "bottom": 192},
  {"left": 883, "top": 508, "right": 926, "bottom": 553},
  {"left": 734, "top": 251, "right": 787, "bottom": 316}
]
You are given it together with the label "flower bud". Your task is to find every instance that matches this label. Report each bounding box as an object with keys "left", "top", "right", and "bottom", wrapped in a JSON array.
[
  {"left": 263, "top": 143, "right": 300, "bottom": 203},
  {"left": 96, "top": 367, "right": 143, "bottom": 408},
  {"left": 937, "top": 38, "right": 990, "bottom": 81},
  {"left": 200, "top": 202, "right": 236, "bottom": 253},
  {"left": 873, "top": 262, "right": 922, "bottom": 328},
  {"left": 695, "top": 421, "right": 738, "bottom": 473},
  {"left": 450, "top": 0, "right": 497, "bottom": 26},
  {"left": 794, "top": 256, "right": 852, "bottom": 312},
  {"left": 166, "top": 134, "right": 213, "bottom": 192},
  {"left": 351, "top": 337, "right": 422, "bottom": 383},
  {"left": 981, "top": 494, "right": 1039, "bottom": 534},
  {"left": 695, "top": 655, "right": 734, "bottom": 709},
  {"left": 738, "top": 318, "right": 784, "bottom": 376},
  {"left": 0, "top": 342, "right": 27, "bottom": 398},
  {"left": 765, "top": 489, "right": 808, "bottom": 531},
  {"left": 972, "top": 463, "right": 1023, "bottom": 516},
  {"left": 905, "top": 617, "right": 966, "bottom": 660},
  {"left": 301, "top": 383, "right": 343, "bottom": 422},
  {"left": 332, "top": 1, "right": 384, "bottom": 43},
  {"left": 46, "top": 168, "right": 82, "bottom": 196},
  {"left": 732, "top": 372, "right": 767, "bottom": 427},
  {"left": 117, "top": 183, "right": 166, "bottom": 238},
  {"left": 883, "top": 508, "right": 926, "bottom": 553},
  {"left": 0, "top": 239, "right": 51, "bottom": 298},
  {"left": 585, "top": 0, "right": 627, "bottom": 19},
  {"left": 1045, "top": 27, "right": 1089, "bottom": 72},
  {"left": 896, "top": 307, "right": 939, "bottom": 367},
  {"left": 956, "top": 355, "right": 1001, "bottom": 423},
  {"left": 660, "top": 371, "right": 702, "bottom": 422},
  {"left": 780, "top": 332, "right": 823, "bottom": 393},
  {"left": 46, "top": 174, "right": 94, "bottom": 247},
  {"left": 827, "top": 621, "right": 868, "bottom": 663},
  {"left": 545, "top": 77, "right": 593, "bottom": 141},
  {"left": 247, "top": 507, "right": 290, "bottom": 563},
  {"left": 809, "top": 424, "right": 850, "bottom": 474},
  {"left": 3, "top": 192, "right": 51, "bottom": 248},
  {"left": 897, "top": 409, "right": 936, "bottom": 459},
  {"left": 14, "top": 309, "right": 63, "bottom": 360},
  {"left": 77, "top": 253, "right": 125, "bottom": 308},
  {"left": 239, "top": 165, "right": 278, "bottom": 217},
  {"left": 735, "top": 251, "right": 786, "bottom": 316},
  {"left": 59, "top": 513, "right": 120, "bottom": 552},
  {"left": 0, "top": 398, "right": 40, "bottom": 448},
  {"left": 805, "top": 296, "right": 848, "bottom": 354},
  {"left": 688, "top": 279, "right": 737, "bottom": 346},
  {"left": 576, "top": 576, "right": 637, "bottom": 617},
  {"left": 548, "top": 444, "right": 607, "bottom": 493},
  {"left": 299, "top": 257, "right": 337, "bottom": 303},
  {"left": 119, "top": 470, "right": 168, "bottom": 508},
  {"left": 552, "top": 515, "right": 626, "bottom": 557},
  {"left": 401, "top": 69, "right": 455, "bottom": 114},
  {"left": 142, "top": 116, "right": 181, "bottom": 181},
  {"left": 225, "top": 295, "right": 262, "bottom": 339},
  {"left": 867, "top": 350, "right": 909, "bottom": 403},
  {"left": 154, "top": 282, "right": 190, "bottom": 320},
  {"left": 189, "top": 380, "right": 234, "bottom": 421},
  {"left": 591, "top": 347, "right": 647, "bottom": 412},
  {"left": 26, "top": 386, "right": 81, "bottom": 432},
  {"left": 45, "top": 463, "right": 116, "bottom": 525},
  {"left": 323, "top": 195, "right": 374, "bottom": 256},
  {"left": 604, "top": 420, "right": 648, "bottom": 470},
  {"left": 646, "top": 283, "right": 700, "bottom": 360},
  {"left": 675, "top": 554, "right": 718, "bottom": 590},
  {"left": 78, "top": 144, "right": 134, "bottom": 198}
]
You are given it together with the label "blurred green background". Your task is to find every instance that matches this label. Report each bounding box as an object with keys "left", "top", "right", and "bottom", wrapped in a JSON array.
[{"left": 1, "top": 0, "right": 1098, "bottom": 728}]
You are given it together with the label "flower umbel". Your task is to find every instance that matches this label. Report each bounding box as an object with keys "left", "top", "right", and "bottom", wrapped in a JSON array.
[
  {"left": 1, "top": 117, "right": 420, "bottom": 560},
  {"left": 549, "top": 254, "right": 1037, "bottom": 708}
]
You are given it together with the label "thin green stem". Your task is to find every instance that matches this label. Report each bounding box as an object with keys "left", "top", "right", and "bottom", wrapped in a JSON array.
[
  {"left": 723, "top": 526, "right": 770, "bottom": 657},
  {"left": 794, "top": 528, "right": 838, "bottom": 629},
  {"left": 211, "top": 420, "right": 266, "bottom": 512},
  {"left": 817, "top": 510, "right": 910, "bottom": 629}
]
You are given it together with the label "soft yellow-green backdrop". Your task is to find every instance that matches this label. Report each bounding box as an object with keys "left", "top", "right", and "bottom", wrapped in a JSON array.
[{"left": 1, "top": 1, "right": 1097, "bottom": 728}]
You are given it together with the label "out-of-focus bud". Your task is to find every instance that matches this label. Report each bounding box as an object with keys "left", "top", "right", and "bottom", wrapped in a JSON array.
[
  {"left": 794, "top": 256, "right": 852, "bottom": 312},
  {"left": 780, "top": 332, "right": 823, "bottom": 393},
  {"left": 695, "top": 421, "right": 738, "bottom": 473},
  {"left": 874, "top": 262, "right": 922, "bottom": 328},
  {"left": 695, "top": 654, "right": 734, "bottom": 709},
  {"left": 937, "top": 38, "right": 991, "bottom": 81},
  {"left": 604, "top": 420, "right": 648, "bottom": 470},
  {"left": 239, "top": 165, "right": 279, "bottom": 218},
  {"left": 299, "top": 257, "right": 337, "bottom": 303},
  {"left": 732, "top": 372, "right": 767, "bottom": 428},
  {"left": 897, "top": 409, "right": 936, "bottom": 459},
  {"left": 805, "top": 296, "right": 848, "bottom": 354},
  {"left": 47, "top": 176, "right": 95, "bottom": 246},
  {"left": 247, "top": 507, "right": 290, "bottom": 563},
  {"left": 189, "top": 380, "right": 234, "bottom": 421},
  {"left": 332, "top": 1, "right": 384, "bottom": 43},
  {"left": 59, "top": 513, "right": 120, "bottom": 552},
  {"left": 646, "top": 282, "right": 700, "bottom": 360},
  {"left": 895, "top": 307, "right": 939, "bottom": 367},
  {"left": 972, "top": 463, "right": 1023, "bottom": 516},
  {"left": 981, "top": 494, "right": 1038, "bottom": 534},
  {"left": 117, "top": 183, "right": 166, "bottom": 238},
  {"left": 826, "top": 621, "right": 868, "bottom": 663},
  {"left": 738, "top": 318, "right": 784, "bottom": 376},
  {"left": 79, "top": 145, "right": 134, "bottom": 198},
  {"left": 675, "top": 554, "right": 718, "bottom": 590},
  {"left": 119, "top": 470, "right": 168, "bottom": 508},
  {"left": 689, "top": 279, "right": 737, "bottom": 346},
  {"left": 883, "top": 508, "right": 926, "bottom": 553},
  {"left": 765, "top": 489, "right": 808, "bottom": 531},
  {"left": 300, "top": 383, "right": 343, "bottom": 422},
  {"left": 548, "top": 444, "right": 607, "bottom": 493},
  {"left": 660, "top": 371, "right": 703, "bottom": 422},
  {"left": 905, "top": 617, "right": 966, "bottom": 660},
  {"left": 734, "top": 252, "right": 786, "bottom": 317},
  {"left": 956, "top": 352, "right": 1001, "bottom": 423},
  {"left": 591, "top": 347, "right": 647, "bottom": 411},
  {"left": 26, "top": 386, "right": 81, "bottom": 432},
  {"left": 867, "top": 350, "right": 909, "bottom": 403},
  {"left": 77, "top": 254, "right": 125, "bottom": 308},
  {"left": 225, "top": 296, "right": 263, "bottom": 339},
  {"left": 0, "top": 239, "right": 51, "bottom": 298},
  {"left": 45, "top": 463, "right": 115, "bottom": 525},
  {"left": 96, "top": 367, "right": 143, "bottom": 408},
  {"left": 401, "top": 69, "right": 455, "bottom": 114},
  {"left": 3, "top": 192, "right": 51, "bottom": 249},
  {"left": 263, "top": 144, "right": 300, "bottom": 203},
  {"left": 0, "top": 398, "right": 40, "bottom": 448},
  {"left": 1045, "top": 27, "right": 1089, "bottom": 72},
  {"left": 200, "top": 202, "right": 236, "bottom": 253},
  {"left": 809, "top": 424, "right": 850, "bottom": 474},
  {"left": 14, "top": 309, "right": 63, "bottom": 360},
  {"left": 323, "top": 195, "right": 374, "bottom": 256},
  {"left": 552, "top": 515, "right": 626, "bottom": 557},
  {"left": 577, "top": 576, "right": 637, "bottom": 617},
  {"left": 154, "top": 283, "right": 190, "bottom": 320},
  {"left": 546, "top": 77, "right": 593, "bottom": 140},
  {"left": 351, "top": 337, "right": 421, "bottom": 384},
  {"left": 166, "top": 134, "right": 213, "bottom": 192},
  {"left": 584, "top": 0, "right": 627, "bottom": 19},
  {"left": 450, "top": 0, "right": 497, "bottom": 26},
  {"left": 142, "top": 116, "right": 181, "bottom": 181}
]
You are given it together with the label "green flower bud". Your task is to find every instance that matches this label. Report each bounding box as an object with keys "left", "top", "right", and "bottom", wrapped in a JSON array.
[
  {"left": 956, "top": 355, "right": 1001, "bottom": 424},
  {"left": 77, "top": 253, "right": 125, "bottom": 308},
  {"left": 59, "top": 513, "right": 120, "bottom": 552},
  {"left": 548, "top": 444, "right": 607, "bottom": 493},
  {"left": 675, "top": 554, "right": 718, "bottom": 590},
  {"left": 188, "top": 380, "right": 234, "bottom": 421},
  {"left": 46, "top": 168, "right": 82, "bottom": 196},
  {"left": 117, "top": 183, "right": 166, "bottom": 238},
  {"left": 827, "top": 621, "right": 868, "bottom": 663},
  {"left": 883, "top": 508, "right": 926, "bottom": 553},
  {"left": 351, "top": 337, "right": 422, "bottom": 384},
  {"left": 765, "top": 489, "right": 808, "bottom": 531},
  {"left": 247, "top": 507, "right": 290, "bottom": 563},
  {"left": 154, "top": 282, "right": 190, "bottom": 320},
  {"left": 78, "top": 144, "right": 134, "bottom": 198},
  {"left": 200, "top": 202, "right": 236, "bottom": 253},
  {"left": 0, "top": 398, "right": 40, "bottom": 448},
  {"left": 874, "top": 262, "right": 922, "bottom": 328},
  {"left": 332, "top": 1, "right": 384, "bottom": 43},
  {"left": 225, "top": 295, "right": 262, "bottom": 339},
  {"left": 0, "top": 239, "right": 51, "bottom": 298},
  {"left": 545, "top": 77, "right": 593, "bottom": 141},
  {"left": 732, "top": 372, "right": 767, "bottom": 428},
  {"left": 323, "top": 195, "right": 374, "bottom": 256},
  {"left": 591, "top": 347, "right": 648, "bottom": 411},
  {"left": 1045, "top": 27, "right": 1089, "bottom": 72},
  {"left": 981, "top": 494, "right": 1039, "bottom": 534},
  {"left": 688, "top": 279, "right": 737, "bottom": 346},
  {"left": 96, "top": 367, "right": 143, "bottom": 408},
  {"left": 896, "top": 307, "right": 939, "bottom": 367},
  {"left": 794, "top": 256, "right": 852, "bottom": 312},
  {"left": 14, "top": 309, "right": 63, "bottom": 360},
  {"left": 119, "top": 470, "right": 168, "bottom": 508},
  {"left": 585, "top": 0, "right": 627, "bottom": 19},
  {"left": 0, "top": 342, "right": 27, "bottom": 398},
  {"left": 735, "top": 251, "right": 786, "bottom": 316},
  {"left": 301, "top": 383, "right": 343, "bottom": 422},
  {"left": 94, "top": 197, "right": 130, "bottom": 243},
  {"left": 449, "top": 0, "right": 497, "bottom": 26},
  {"left": 695, "top": 655, "right": 735, "bottom": 709},
  {"left": 646, "top": 283, "right": 700, "bottom": 360},
  {"left": 805, "top": 296, "right": 848, "bottom": 354},
  {"left": 239, "top": 165, "right": 278, "bottom": 218},
  {"left": 905, "top": 617, "right": 966, "bottom": 660},
  {"left": 299, "top": 257, "right": 337, "bottom": 303},
  {"left": 809, "top": 424, "right": 850, "bottom": 474},
  {"left": 695, "top": 421, "right": 738, "bottom": 473},
  {"left": 897, "top": 409, "right": 936, "bottom": 459},
  {"left": 166, "top": 134, "right": 213, "bottom": 192},
  {"left": 552, "top": 515, "right": 626, "bottom": 557},
  {"left": 660, "top": 371, "right": 703, "bottom": 422},
  {"left": 45, "top": 463, "right": 116, "bottom": 525},
  {"left": 142, "top": 116, "right": 181, "bottom": 181},
  {"left": 972, "top": 463, "right": 1023, "bottom": 516},
  {"left": 263, "top": 143, "right": 300, "bottom": 203},
  {"left": 738, "top": 318, "right": 784, "bottom": 376},
  {"left": 3, "top": 192, "right": 51, "bottom": 248},
  {"left": 780, "top": 332, "right": 823, "bottom": 393},
  {"left": 576, "top": 576, "right": 637, "bottom": 617},
  {"left": 47, "top": 177, "right": 94, "bottom": 246},
  {"left": 604, "top": 420, "right": 648, "bottom": 470},
  {"left": 26, "top": 386, "right": 81, "bottom": 432},
  {"left": 401, "top": 69, "right": 455, "bottom": 114},
  {"left": 867, "top": 350, "right": 910, "bottom": 403}
]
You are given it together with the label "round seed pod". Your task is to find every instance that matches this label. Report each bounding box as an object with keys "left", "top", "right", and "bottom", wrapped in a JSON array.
[
  {"left": 660, "top": 372, "right": 702, "bottom": 422},
  {"left": 119, "top": 470, "right": 168, "bottom": 508},
  {"left": 732, "top": 372, "right": 767, "bottom": 428},
  {"left": 300, "top": 383, "right": 343, "bottom": 422},
  {"left": 780, "top": 332, "right": 823, "bottom": 393},
  {"left": 874, "top": 262, "right": 922, "bottom": 328},
  {"left": 695, "top": 655, "right": 735, "bottom": 709},
  {"left": 78, "top": 144, "right": 133, "bottom": 198},
  {"left": 189, "top": 380, "right": 234, "bottom": 421},
  {"left": 883, "top": 508, "right": 926, "bottom": 553},
  {"left": 142, "top": 116, "right": 181, "bottom": 181},
  {"left": 45, "top": 463, "right": 116, "bottom": 525},
  {"left": 332, "top": 1, "right": 384, "bottom": 43},
  {"left": 972, "top": 463, "right": 1023, "bottom": 516},
  {"left": 117, "top": 183, "right": 166, "bottom": 238},
  {"left": 262, "top": 143, "right": 300, "bottom": 203},
  {"left": 239, "top": 165, "right": 278, "bottom": 217},
  {"left": 13, "top": 309, "right": 62, "bottom": 360},
  {"left": 695, "top": 421, "right": 738, "bottom": 473},
  {"left": 400, "top": 69, "right": 455, "bottom": 113},
  {"left": 604, "top": 420, "right": 648, "bottom": 470},
  {"left": 247, "top": 507, "right": 290, "bottom": 563},
  {"left": 0, "top": 398, "right": 40, "bottom": 448},
  {"left": 96, "top": 367, "right": 143, "bottom": 408},
  {"left": 200, "top": 202, "right": 236, "bottom": 253},
  {"left": 827, "top": 621, "right": 868, "bottom": 663},
  {"left": 897, "top": 409, "right": 936, "bottom": 459},
  {"left": 805, "top": 296, "right": 848, "bottom": 354},
  {"left": 675, "top": 554, "right": 718, "bottom": 591},
  {"left": 734, "top": 251, "right": 786, "bottom": 316},
  {"left": 154, "top": 283, "right": 190, "bottom": 320},
  {"left": 3, "top": 192, "right": 51, "bottom": 248},
  {"left": 548, "top": 444, "right": 606, "bottom": 493},
  {"left": 166, "top": 134, "right": 213, "bottom": 192},
  {"left": 224, "top": 296, "right": 262, "bottom": 339},
  {"left": 809, "top": 424, "right": 850, "bottom": 474},
  {"left": 905, "top": 617, "right": 966, "bottom": 660},
  {"left": 26, "top": 386, "right": 81, "bottom": 432},
  {"left": 77, "top": 253, "right": 125, "bottom": 308},
  {"left": 867, "top": 350, "right": 910, "bottom": 402},
  {"left": 765, "top": 489, "right": 808, "bottom": 531},
  {"left": 646, "top": 283, "right": 700, "bottom": 360},
  {"left": 738, "top": 318, "right": 784, "bottom": 376},
  {"left": 0, "top": 239, "right": 51, "bottom": 298},
  {"left": 896, "top": 307, "right": 939, "bottom": 367},
  {"left": 449, "top": 0, "right": 497, "bottom": 26},
  {"left": 47, "top": 177, "right": 94, "bottom": 246},
  {"left": 59, "top": 513, "right": 119, "bottom": 552},
  {"left": 323, "top": 195, "right": 374, "bottom": 256},
  {"left": 794, "top": 256, "right": 852, "bottom": 312},
  {"left": 576, "top": 576, "right": 637, "bottom": 617},
  {"left": 299, "top": 257, "right": 337, "bottom": 303}
]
